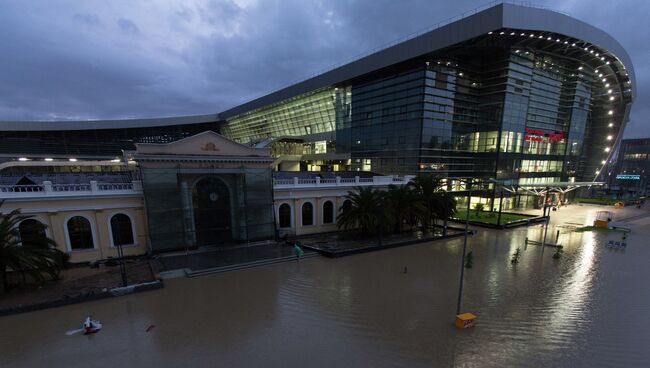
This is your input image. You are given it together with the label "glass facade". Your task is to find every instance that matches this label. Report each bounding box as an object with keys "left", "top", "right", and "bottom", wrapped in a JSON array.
[
  {"left": 0, "top": 122, "right": 219, "bottom": 159},
  {"left": 222, "top": 28, "right": 632, "bottom": 195},
  {"left": 609, "top": 139, "right": 650, "bottom": 196}
]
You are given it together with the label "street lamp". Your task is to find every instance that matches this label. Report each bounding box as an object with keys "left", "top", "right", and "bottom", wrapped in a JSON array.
[{"left": 456, "top": 178, "right": 472, "bottom": 315}]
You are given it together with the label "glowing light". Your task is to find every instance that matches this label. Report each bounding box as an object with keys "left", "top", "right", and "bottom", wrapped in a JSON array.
[
  {"left": 605, "top": 147, "right": 611, "bottom": 152},
  {"left": 69, "top": 158, "right": 78, "bottom": 162},
  {"left": 500, "top": 31, "right": 505, "bottom": 35},
  {"left": 488, "top": 31, "right": 493, "bottom": 34},
  {"left": 609, "top": 96, "right": 615, "bottom": 101},
  {"left": 578, "top": 66, "right": 583, "bottom": 70},
  {"left": 18, "top": 157, "right": 28, "bottom": 161},
  {"left": 608, "top": 123, "right": 614, "bottom": 127},
  {"left": 601, "top": 160, "right": 606, "bottom": 164},
  {"left": 607, "top": 135, "right": 613, "bottom": 140},
  {"left": 602, "top": 78, "right": 606, "bottom": 82},
  {"left": 44, "top": 158, "right": 53, "bottom": 162},
  {"left": 605, "top": 83, "right": 610, "bottom": 87},
  {"left": 608, "top": 89, "right": 613, "bottom": 94},
  {"left": 608, "top": 110, "right": 614, "bottom": 115}
]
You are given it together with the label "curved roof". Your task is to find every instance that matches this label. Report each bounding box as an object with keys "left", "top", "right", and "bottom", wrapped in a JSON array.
[
  {"left": 220, "top": 2, "right": 635, "bottom": 118},
  {"left": 0, "top": 113, "right": 219, "bottom": 132}
]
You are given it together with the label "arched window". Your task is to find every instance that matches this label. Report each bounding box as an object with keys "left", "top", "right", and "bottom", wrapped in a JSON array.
[
  {"left": 278, "top": 204, "right": 292, "bottom": 228},
  {"left": 342, "top": 199, "right": 352, "bottom": 211},
  {"left": 19, "top": 219, "right": 48, "bottom": 248},
  {"left": 110, "top": 214, "right": 134, "bottom": 246},
  {"left": 323, "top": 201, "right": 334, "bottom": 224},
  {"left": 302, "top": 202, "right": 313, "bottom": 226},
  {"left": 67, "top": 216, "right": 94, "bottom": 250}
]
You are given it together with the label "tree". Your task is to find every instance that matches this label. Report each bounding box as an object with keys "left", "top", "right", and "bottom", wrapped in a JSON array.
[
  {"left": 385, "top": 184, "right": 425, "bottom": 234},
  {"left": 408, "top": 175, "right": 457, "bottom": 230},
  {"left": 337, "top": 186, "right": 389, "bottom": 236},
  {"left": 0, "top": 208, "right": 65, "bottom": 294}
]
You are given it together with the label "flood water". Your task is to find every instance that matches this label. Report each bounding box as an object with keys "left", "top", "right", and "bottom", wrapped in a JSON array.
[{"left": 2, "top": 205, "right": 650, "bottom": 367}]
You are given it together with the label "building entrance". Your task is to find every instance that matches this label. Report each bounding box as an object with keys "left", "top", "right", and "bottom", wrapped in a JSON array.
[{"left": 192, "top": 177, "right": 232, "bottom": 246}]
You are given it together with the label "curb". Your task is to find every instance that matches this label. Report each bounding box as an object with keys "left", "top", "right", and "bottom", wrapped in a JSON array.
[
  {"left": 184, "top": 252, "right": 320, "bottom": 278},
  {"left": 302, "top": 231, "right": 469, "bottom": 258},
  {"left": 0, "top": 280, "right": 164, "bottom": 318}
]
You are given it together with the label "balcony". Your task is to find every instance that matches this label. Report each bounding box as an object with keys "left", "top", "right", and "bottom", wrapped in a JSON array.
[
  {"left": 0, "top": 180, "right": 143, "bottom": 199},
  {"left": 273, "top": 175, "right": 415, "bottom": 189}
]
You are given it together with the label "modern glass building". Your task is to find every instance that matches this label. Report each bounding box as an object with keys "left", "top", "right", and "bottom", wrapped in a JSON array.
[
  {"left": 607, "top": 138, "right": 650, "bottom": 197},
  {"left": 0, "top": 114, "right": 219, "bottom": 161},
  {"left": 0, "top": 3, "right": 636, "bottom": 204},
  {"left": 219, "top": 3, "right": 636, "bottom": 189}
]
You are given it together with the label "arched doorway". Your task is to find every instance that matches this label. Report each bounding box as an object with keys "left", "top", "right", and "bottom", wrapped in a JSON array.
[{"left": 192, "top": 177, "right": 232, "bottom": 246}]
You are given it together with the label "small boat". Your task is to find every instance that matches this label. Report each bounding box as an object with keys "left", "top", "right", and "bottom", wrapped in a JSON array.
[{"left": 83, "top": 317, "right": 102, "bottom": 334}]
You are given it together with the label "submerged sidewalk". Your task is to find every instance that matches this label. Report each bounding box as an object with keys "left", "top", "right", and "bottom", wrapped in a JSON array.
[{"left": 157, "top": 242, "right": 317, "bottom": 275}]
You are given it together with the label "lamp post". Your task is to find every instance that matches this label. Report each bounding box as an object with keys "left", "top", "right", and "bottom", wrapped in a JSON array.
[
  {"left": 497, "top": 189, "right": 504, "bottom": 226},
  {"left": 117, "top": 242, "right": 127, "bottom": 287},
  {"left": 456, "top": 179, "right": 472, "bottom": 315},
  {"left": 541, "top": 186, "right": 550, "bottom": 247}
]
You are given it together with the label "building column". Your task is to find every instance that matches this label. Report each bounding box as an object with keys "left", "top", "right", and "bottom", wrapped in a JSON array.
[{"left": 180, "top": 179, "right": 196, "bottom": 247}]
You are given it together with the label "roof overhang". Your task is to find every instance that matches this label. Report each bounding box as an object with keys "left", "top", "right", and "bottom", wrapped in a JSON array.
[{"left": 220, "top": 2, "right": 635, "bottom": 119}]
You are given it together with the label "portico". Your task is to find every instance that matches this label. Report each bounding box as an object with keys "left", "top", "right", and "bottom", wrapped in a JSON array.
[{"left": 134, "top": 131, "right": 275, "bottom": 253}]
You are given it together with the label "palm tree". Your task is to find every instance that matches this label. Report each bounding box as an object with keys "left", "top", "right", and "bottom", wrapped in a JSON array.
[
  {"left": 385, "top": 184, "right": 425, "bottom": 233},
  {"left": 408, "top": 175, "right": 457, "bottom": 230},
  {"left": 0, "top": 208, "right": 65, "bottom": 295},
  {"left": 337, "top": 186, "right": 389, "bottom": 236}
]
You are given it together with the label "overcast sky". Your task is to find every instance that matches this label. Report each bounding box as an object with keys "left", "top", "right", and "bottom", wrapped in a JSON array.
[{"left": 0, "top": 0, "right": 648, "bottom": 137}]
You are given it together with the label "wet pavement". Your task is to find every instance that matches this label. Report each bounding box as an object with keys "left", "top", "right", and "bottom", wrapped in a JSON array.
[
  {"left": 1, "top": 204, "right": 649, "bottom": 367},
  {"left": 157, "top": 242, "right": 314, "bottom": 272}
]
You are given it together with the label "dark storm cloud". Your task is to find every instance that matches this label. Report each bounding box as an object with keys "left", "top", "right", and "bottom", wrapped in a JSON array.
[
  {"left": 0, "top": 0, "right": 647, "bottom": 137},
  {"left": 117, "top": 18, "right": 140, "bottom": 34}
]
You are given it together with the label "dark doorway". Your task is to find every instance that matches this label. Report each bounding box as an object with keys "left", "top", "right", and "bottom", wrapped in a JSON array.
[{"left": 192, "top": 177, "right": 232, "bottom": 246}]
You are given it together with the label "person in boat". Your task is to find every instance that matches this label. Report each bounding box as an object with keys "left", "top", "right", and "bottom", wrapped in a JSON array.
[{"left": 84, "top": 316, "right": 95, "bottom": 333}]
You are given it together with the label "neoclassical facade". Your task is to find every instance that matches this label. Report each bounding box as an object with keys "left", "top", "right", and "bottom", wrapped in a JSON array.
[
  {"left": 1, "top": 131, "right": 414, "bottom": 262},
  {"left": 134, "top": 131, "right": 276, "bottom": 253}
]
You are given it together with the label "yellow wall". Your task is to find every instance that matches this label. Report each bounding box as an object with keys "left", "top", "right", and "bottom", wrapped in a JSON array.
[{"left": 3, "top": 196, "right": 147, "bottom": 263}]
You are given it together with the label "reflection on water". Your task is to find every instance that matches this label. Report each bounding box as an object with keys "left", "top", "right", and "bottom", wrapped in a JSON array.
[{"left": 1, "top": 208, "right": 650, "bottom": 367}]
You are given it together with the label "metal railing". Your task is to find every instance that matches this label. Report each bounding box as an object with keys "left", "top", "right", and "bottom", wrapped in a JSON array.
[
  {"left": 273, "top": 175, "right": 415, "bottom": 189},
  {"left": 0, "top": 180, "right": 142, "bottom": 198}
]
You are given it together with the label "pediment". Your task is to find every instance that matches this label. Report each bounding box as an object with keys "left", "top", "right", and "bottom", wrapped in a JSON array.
[{"left": 135, "top": 131, "right": 269, "bottom": 157}]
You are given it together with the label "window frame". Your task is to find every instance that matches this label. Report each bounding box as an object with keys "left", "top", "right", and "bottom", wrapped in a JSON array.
[
  {"left": 64, "top": 215, "right": 97, "bottom": 252},
  {"left": 108, "top": 212, "right": 137, "bottom": 247}
]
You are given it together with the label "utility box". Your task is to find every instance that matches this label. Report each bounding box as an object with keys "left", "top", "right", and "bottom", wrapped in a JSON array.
[{"left": 455, "top": 313, "right": 477, "bottom": 329}]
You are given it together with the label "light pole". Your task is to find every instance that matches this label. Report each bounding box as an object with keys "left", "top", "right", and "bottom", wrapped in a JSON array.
[
  {"left": 497, "top": 189, "right": 504, "bottom": 226},
  {"left": 541, "top": 187, "right": 551, "bottom": 247},
  {"left": 456, "top": 179, "right": 472, "bottom": 315},
  {"left": 114, "top": 219, "right": 127, "bottom": 287}
]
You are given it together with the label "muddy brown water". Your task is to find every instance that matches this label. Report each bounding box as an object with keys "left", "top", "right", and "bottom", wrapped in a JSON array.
[{"left": 1, "top": 206, "right": 650, "bottom": 367}]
